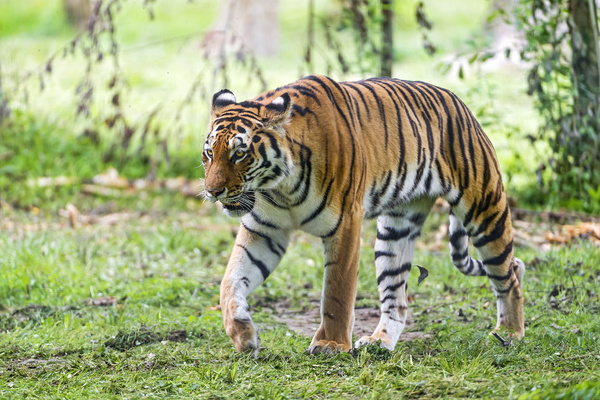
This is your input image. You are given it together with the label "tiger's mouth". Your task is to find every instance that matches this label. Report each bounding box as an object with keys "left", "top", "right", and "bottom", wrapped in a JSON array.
[{"left": 220, "top": 192, "right": 255, "bottom": 215}]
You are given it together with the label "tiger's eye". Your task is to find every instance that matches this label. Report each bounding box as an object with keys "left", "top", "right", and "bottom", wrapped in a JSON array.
[
  {"left": 235, "top": 149, "right": 245, "bottom": 157},
  {"left": 206, "top": 149, "right": 213, "bottom": 157}
]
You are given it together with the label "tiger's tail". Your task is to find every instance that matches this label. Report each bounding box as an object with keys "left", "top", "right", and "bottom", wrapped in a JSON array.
[
  {"left": 448, "top": 211, "right": 487, "bottom": 277},
  {"left": 447, "top": 211, "right": 526, "bottom": 286}
]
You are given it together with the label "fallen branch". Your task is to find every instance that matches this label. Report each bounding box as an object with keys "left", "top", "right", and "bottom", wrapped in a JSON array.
[
  {"left": 562, "top": 354, "right": 600, "bottom": 360},
  {"left": 511, "top": 207, "right": 600, "bottom": 223}
]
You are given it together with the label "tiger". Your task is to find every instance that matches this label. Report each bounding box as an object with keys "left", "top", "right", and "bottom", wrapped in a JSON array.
[{"left": 202, "top": 75, "right": 525, "bottom": 356}]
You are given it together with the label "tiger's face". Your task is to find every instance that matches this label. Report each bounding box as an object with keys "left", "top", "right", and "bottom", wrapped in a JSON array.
[{"left": 202, "top": 89, "right": 292, "bottom": 216}]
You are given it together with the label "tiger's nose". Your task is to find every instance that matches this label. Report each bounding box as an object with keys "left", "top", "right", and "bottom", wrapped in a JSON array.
[{"left": 206, "top": 187, "right": 227, "bottom": 198}]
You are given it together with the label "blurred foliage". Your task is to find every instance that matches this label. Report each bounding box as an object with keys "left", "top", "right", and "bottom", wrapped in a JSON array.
[
  {"left": 303, "top": 0, "right": 435, "bottom": 76},
  {"left": 1, "top": 0, "right": 266, "bottom": 180},
  {"left": 515, "top": 0, "right": 600, "bottom": 213},
  {"left": 0, "top": 110, "right": 200, "bottom": 208},
  {"left": 5, "top": 0, "right": 595, "bottom": 214},
  {"left": 473, "top": 0, "right": 600, "bottom": 213}
]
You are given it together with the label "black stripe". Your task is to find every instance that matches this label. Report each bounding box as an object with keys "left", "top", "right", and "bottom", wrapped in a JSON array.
[
  {"left": 320, "top": 212, "right": 344, "bottom": 239},
  {"left": 476, "top": 259, "right": 486, "bottom": 276},
  {"left": 343, "top": 83, "right": 372, "bottom": 119},
  {"left": 301, "top": 178, "right": 334, "bottom": 225},
  {"left": 386, "top": 210, "right": 406, "bottom": 218},
  {"left": 495, "top": 279, "right": 515, "bottom": 294},
  {"left": 449, "top": 228, "right": 467, "bottom": 249},
  {"left": 411, "top": 161, "right": 426, "bottom": 193},
  {"left": 408, "top": 230, "right": 421, "bottom": 240},
  {"left": 483, "top": 241, "right": 513, "bottom": 266},
  {"left": 355, "top": 81, "right": 389, "bottom": 148},
  {"left": 374, "top": 251, "right": 396, "bottom": 260},
  {"left": 462, "top": 201, "right": 477, "bottom": 228},
  {"left": 304, "top": 76, "right": 358, "bottom": 239},
  {"left": 424, "top": 171, "right": 433, "bottom": 193},
  {"left": 409, "top": 213, "right": 427, "bottom": 225},
  {"left": 237, "top": 245, "right": 270, "bottom": 281},
  {"left": 473, "top": 207, "right": 509, "bottom": 248},
  {"left": 449, "top": 95, "right": 470, "bottom": 190},
  {"left": 392, "top": 165, "right": 408, "bottom": 200},
  {"left": 241, "top": 220, "right": 285, "bottom": 257},
  {"left": 448, "top": 193, "right": 463, "bottom": 207},
  {"left": 384, "top": 281, "right": 405, "bottom": 292},
  {"left": 291, "top": 104, "right": 314, "bottom": 117},
  {"left": 473, "top": 211, "right": 500, "bottom": 238},
  {"left": 464, "top": 258, "right": 475, "bottom": 274},
  {"left": 258, "top": 192, "right": 288, "bottom": 209},
  {"left": 377, "top": 227, "right": 411, "bottom": 241},
  {"left": 427, "top": 85, "right": 456, "bottom": 170},
  {"left": 487, "top": 269, "right": 513, "bottom": 281},
  {"left": 376, "top": 263, "right": 411, "bottom": 285},
  {"left": 289, "top": 84, "right": 322, "bottom": 105},
  {"left": 381, "top": 294, "right": 397, "bottom": 303},
  {"left": 262, "top": 131, "right": 282, "bottom": 158},
  {"left": 452, "top": 249, "right": 469, "bottom": 262}
]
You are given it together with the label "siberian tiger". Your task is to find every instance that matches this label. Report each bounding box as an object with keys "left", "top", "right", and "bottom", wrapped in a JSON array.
[{"left": 202, "top": 75, "right": 525, "bottom": 356}]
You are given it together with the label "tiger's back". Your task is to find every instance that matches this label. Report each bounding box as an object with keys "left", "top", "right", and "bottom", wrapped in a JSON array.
[{"left": 203, "top": 75, "right": 524, "bottom": 355}]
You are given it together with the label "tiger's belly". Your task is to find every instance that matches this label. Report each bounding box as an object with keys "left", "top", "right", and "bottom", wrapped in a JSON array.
[
  {"left": 361, "top": 163, "right": 453, "bottom": 219},
  {"left": 249, "top": 159, "right": 453, "bottom": 235}
]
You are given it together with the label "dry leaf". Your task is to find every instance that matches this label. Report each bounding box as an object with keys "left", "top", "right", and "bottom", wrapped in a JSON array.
[
  {"left": 66, "top": 203, "right": 79, "bottom": 228},
  {"left": 90, "top": 296, "right": 117, "bottom": 306},
  {"left": 92, "top": 168, "right": 129, "bottom": 188}
]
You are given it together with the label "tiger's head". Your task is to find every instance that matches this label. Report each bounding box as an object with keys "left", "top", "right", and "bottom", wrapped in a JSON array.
[{"left": 202, "top": 89, "right": 293, "bottom": 216}]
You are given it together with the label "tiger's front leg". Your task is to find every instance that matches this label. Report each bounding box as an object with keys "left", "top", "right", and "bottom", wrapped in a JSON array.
[
  {"left": 307, "top": 212, "right": 362, "bottom": 354},
  {"left": 220, "top": 216, "right": 290, "bottom": 356}
]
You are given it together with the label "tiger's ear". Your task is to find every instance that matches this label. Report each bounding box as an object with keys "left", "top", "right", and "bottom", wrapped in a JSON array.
[
  {"left": 263, "top": 93, "right": 292, "bottom": 130},
  {"left": 211, "top": 89, "right": 236, "bottom": 118}
]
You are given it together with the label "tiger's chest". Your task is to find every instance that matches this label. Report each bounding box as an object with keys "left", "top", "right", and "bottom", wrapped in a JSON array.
[{"left": 249, "top": 191, "right": 341, "bottom": 237}]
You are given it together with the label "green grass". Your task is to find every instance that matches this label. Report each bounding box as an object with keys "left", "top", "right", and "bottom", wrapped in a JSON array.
[{"left": 1, "top": 197, "right": 599, "bottom": 399}]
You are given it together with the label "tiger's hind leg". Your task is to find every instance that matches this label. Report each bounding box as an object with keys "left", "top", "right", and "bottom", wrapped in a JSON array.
[
  {"left": 355, "top": 200, "right": 434, "bottom": 351},
  {"left": 449, "top": 200, "right": 525, "bottom": 339}
]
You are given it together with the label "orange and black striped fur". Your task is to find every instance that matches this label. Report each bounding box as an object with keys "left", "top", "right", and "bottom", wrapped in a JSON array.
[{"left": 202, "top": 75, "right": 524, "bottom": 355}]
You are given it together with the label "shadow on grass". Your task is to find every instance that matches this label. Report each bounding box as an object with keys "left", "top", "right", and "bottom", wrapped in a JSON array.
[{"left": 104, "top": 326, "right": 189, "bottom": 351}]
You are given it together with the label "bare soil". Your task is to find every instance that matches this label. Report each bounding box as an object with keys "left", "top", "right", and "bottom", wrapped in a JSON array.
[{"left": 271, "top": 299, "right": 432, "bottom": 341}]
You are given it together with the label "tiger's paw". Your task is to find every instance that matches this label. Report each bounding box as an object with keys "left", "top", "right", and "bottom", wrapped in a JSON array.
[
  {"left": 306, "top": 340, "right": 351, "bottom": 355},
  {"left": 226, "top": 318, "right": 261, "bottom": 357},
  {"left": 355, "top": 335, "right": 395, "bottom": 351},
  {"left": 492, "top": 318, "right": 525, "bottom": 339}
]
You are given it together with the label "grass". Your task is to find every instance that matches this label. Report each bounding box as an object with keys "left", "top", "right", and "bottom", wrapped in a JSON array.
[{"left": 1, "top": 193, "right": 599, "bottom": 399}]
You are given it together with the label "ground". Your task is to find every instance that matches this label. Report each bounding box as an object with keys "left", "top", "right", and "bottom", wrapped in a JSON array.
[{"left": 1, "top": 190, "right": 599, "bottom": 399}]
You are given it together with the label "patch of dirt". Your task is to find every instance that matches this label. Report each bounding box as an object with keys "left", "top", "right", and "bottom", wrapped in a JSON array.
[
  {"left": 104, "top": 327, "right": 188, "bottom": 351},
  {"left": 0, "top": 305, "right": 61, "bottom": 331},
  {"left": 270, "top": 299, "right": 432, "bottom": 341}
]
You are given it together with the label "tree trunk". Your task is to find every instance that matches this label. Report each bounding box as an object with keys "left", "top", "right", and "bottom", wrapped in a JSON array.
[
  {"left": 63, "top": 0, "right": 91, "bottom": 30},
  {"left": 380, "top": 0, "right": 394, "bottom": 77},
  {"left": 567, "top": 0, "right": 600, "bottom": 188},
  {"left": 0, "top": 54, "right": 9, "bottom": 124},
  {"left": 569, "top": 0, "right": 600, "bottom": 123},
  {"left": 212, "top": 0, "right": 279, "bottom": 57}
]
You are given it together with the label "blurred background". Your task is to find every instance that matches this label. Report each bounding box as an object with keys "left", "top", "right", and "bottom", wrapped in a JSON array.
[{"left": 1, "top": 0, "right": 599, "bottom": 214}]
